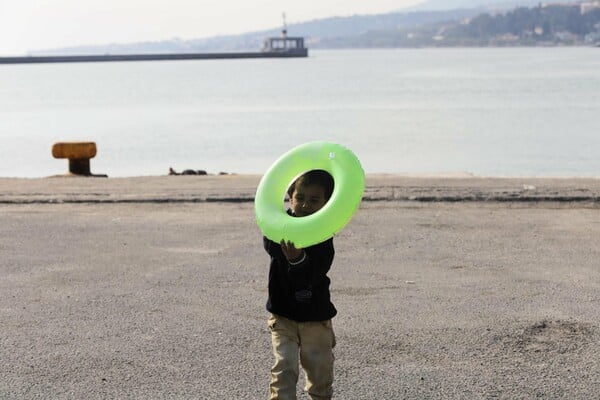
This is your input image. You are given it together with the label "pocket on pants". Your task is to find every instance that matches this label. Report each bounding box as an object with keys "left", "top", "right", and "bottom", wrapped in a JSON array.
[
  {"left": 320, "top": 320, "right": 336, "bottom": 349},
  {"left": 319, "top": 320, "right": 332, "bottom": 329}
]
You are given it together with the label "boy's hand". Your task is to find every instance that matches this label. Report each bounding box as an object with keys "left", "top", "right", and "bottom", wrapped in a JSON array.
[{"left": 280, "top": 240, "right": 304, "bottom": 263}]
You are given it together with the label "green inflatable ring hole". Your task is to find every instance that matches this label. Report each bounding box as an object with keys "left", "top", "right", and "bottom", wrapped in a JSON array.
[
  {"left": 282, "top": 169, "right": 335, "bottom": 217},
  {"left": 255, "top": 141, "right": 365, "bottom": 248}
]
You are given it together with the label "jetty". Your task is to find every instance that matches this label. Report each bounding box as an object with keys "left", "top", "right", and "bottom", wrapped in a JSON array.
[{"left": 0, "top": 35, "right": 307, "bottom": 65}]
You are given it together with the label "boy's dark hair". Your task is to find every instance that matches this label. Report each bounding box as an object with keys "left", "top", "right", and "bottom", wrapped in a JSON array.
[{"left": 287, "top": 170, "right": 334, "bottom": 200}]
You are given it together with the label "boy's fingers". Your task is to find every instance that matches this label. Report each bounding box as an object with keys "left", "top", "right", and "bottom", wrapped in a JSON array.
[{"left": 280, "top": 240, "right": 303, "bottom": 261}]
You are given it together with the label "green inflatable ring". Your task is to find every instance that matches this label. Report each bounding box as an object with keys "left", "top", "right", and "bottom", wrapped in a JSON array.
[{"left": 255, "top": 141, "right": 365, "bottom": 248}]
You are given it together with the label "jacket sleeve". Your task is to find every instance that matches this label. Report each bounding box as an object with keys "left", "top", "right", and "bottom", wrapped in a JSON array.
[
  {"left": 264, "top": 236, "right": 334, "bottom": 289},
  {"left": 288, "top": 239, "right": 334, "bottom": 289},
  {"left": 263, "top": 236, "right": 284, "bottom": 259}
]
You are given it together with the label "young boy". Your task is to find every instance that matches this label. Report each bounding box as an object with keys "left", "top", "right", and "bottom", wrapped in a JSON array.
[{"left": 263, "top": 169, "right": 337, "bottom": 400}]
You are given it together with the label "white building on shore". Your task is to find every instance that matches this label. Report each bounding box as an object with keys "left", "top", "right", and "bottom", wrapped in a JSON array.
[{"left": 580, "top": 1, "right": 600, "bottom": 14}]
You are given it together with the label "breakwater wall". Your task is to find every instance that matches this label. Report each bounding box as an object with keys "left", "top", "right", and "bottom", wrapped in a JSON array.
[{"left": 0, "top": 50, "right": 308, "bottom": 64}]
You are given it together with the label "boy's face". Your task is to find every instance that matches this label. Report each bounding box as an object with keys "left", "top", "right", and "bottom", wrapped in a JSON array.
[{"left": 290, "top": 183, "right": 327, "bottom": 217}]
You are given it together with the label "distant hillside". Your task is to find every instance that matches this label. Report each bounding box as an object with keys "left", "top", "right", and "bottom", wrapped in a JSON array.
[
  {"left": 407, "top": 0, "right": 577, "bottom": 11},
  {"left": 32, "top": 8, "right": 484, "bottom": 55},
  {"left": 31, "top": 1, "right": 599, "bottom": 55},
  {"left": 331, "top": 3, "right": 600, "bottom": 47},
  {"left": 443, "top": 3, "right": 600, "bottom": 45}
]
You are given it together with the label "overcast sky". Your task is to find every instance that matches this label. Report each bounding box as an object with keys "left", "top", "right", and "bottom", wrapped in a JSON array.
[{"left": 0, "top": 0, "right": 424, "bottom": 56}]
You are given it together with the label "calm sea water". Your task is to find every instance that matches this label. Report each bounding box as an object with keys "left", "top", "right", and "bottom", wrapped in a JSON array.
[{"left": 1, "top": 48, "right": 599, "bottom": 178}]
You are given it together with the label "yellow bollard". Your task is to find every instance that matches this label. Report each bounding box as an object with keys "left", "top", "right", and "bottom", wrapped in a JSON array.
[{"left": 52, "top": 142, "right": 107, "bottom": 177}]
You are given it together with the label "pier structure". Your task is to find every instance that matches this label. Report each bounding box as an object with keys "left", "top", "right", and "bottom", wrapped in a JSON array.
[
  {"left": 0, "top": 48, "right": 307, "bottom": 64},
  {"left": 0, "top": 15, "right": 307, "bottom": 65}
]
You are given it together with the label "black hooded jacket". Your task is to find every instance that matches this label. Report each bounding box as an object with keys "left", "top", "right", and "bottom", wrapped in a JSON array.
[{"left": 264, "top": 236, "right": 337, "bottom": 322}]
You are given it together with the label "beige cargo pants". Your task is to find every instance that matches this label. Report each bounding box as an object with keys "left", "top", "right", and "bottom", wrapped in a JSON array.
[{"left": 268, "top": 314, "right": 336, "bottom": 400}]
